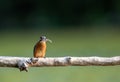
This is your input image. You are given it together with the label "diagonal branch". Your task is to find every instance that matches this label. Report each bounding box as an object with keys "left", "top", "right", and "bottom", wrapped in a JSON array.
[{"left": 0, "top": 56, "right": 120, "bottom": 72}]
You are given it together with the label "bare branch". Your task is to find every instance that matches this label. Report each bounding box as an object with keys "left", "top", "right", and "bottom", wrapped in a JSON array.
[{"left": 0, "top": 56, "right": 120, "bottom": 72}]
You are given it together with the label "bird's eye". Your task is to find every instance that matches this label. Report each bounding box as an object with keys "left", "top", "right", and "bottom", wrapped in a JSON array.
[{"left": 40, "top": 36, "right": 46, "bottom": 40}]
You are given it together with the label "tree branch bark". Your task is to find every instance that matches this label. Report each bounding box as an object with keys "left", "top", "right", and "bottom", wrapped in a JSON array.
[{"left": 0, "top": 56, "right": 120, "bottom": 72}]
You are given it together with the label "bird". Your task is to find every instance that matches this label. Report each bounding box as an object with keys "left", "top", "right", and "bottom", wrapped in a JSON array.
[{"left": 33, "top": 36, "right": 52, "bottom": 58}]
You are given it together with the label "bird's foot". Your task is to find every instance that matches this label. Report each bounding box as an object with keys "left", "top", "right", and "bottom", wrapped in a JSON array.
[{"left": 43, "top": 57, "right": 46, "bottom": 58}]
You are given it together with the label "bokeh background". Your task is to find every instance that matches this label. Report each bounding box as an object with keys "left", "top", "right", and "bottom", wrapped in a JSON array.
[{"left": 0, "top": 0, "right": 120, "bottom": 82}]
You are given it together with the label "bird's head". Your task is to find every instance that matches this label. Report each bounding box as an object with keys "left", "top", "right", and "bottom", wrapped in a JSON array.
[{"left": 40, "top": 36, "right": 52, "bottom": 43}]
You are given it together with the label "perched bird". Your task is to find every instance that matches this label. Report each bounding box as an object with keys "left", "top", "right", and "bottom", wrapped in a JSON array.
[{"left": 33, "top": 36, "right": 52, "bottom": 58}]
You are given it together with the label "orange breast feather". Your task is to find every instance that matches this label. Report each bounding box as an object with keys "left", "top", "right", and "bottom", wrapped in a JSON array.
[{"left": 34, "top": 41, "right": 46, "bottom": 58}]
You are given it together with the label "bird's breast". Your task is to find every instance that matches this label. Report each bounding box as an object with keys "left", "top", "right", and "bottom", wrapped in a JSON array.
[{"left": 34, "top": 41, "right": 46, "bottom": 58}]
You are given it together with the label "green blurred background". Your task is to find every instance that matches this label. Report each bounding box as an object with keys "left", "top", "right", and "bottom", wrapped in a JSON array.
[{"left": 0, "top": 0, "right": 120, "bottom": 82}]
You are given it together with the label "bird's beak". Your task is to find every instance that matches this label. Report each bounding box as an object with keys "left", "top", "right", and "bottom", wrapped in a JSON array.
[{"left": 46, "top": 39, "right": 52, "bottom": 43}]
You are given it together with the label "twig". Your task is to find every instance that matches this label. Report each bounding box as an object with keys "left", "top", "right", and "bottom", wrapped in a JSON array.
[{"left": 0, "top": 56, "right": 120, "bottom": 72}]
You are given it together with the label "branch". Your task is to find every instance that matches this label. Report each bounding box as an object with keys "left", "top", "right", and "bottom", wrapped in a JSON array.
[{"left": 0, "top": 56, "right": 120, "bottom": 72}]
